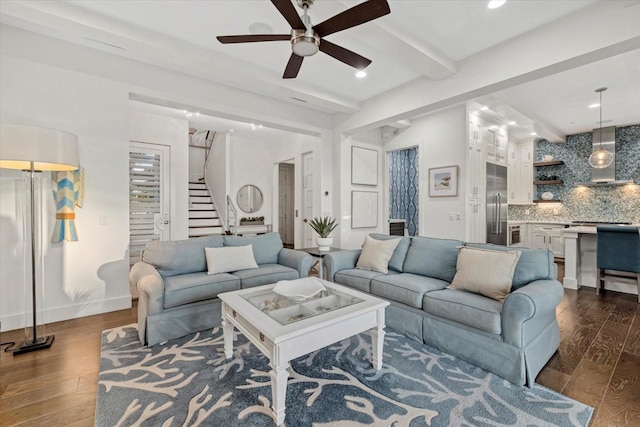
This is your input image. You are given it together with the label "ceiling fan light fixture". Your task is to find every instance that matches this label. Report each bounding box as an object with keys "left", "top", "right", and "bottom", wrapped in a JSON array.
[
  {"left": 355, "top": 70, "right": 367, "bottom": 78},
  {"left": 292, "top": 32, "right": 319, "bottom": 56}
]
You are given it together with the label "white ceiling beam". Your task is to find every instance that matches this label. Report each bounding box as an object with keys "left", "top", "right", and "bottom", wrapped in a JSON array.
[{"left": 336, "top": 1, "right": 640, "bottom": 135}]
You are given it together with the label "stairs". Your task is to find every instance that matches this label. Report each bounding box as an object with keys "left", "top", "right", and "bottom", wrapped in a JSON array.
[{"left": 189, "top": 181, "right": 223, "bottom": 237}]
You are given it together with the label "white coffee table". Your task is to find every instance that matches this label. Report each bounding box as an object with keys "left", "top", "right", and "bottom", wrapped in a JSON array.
[{"left": 219, "top": 279, "right": 389, "bottom": 426}]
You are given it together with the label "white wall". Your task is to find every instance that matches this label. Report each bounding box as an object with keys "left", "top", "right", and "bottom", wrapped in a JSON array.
[
  {"left": 382, "top": 105, "right": 468, "bottom": 240},
  {"left": 0, "top": 56, "right": 132, "bottom": 330},
  {"left": 130, "top": 110, "right": 190, "bottom": 241},
  {"left": 228, "top": 135, "right": 273, "bottom": 223},
  {"left": 338, "top": 137, "right": 385, "bottom": 249}
]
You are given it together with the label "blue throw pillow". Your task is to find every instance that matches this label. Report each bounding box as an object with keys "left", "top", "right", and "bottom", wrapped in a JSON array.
[
  {"left": 403, "top": 236, "right": 464, "bottom": 283},
  {"left": 143, "top": 235, "right": 224, "bottom": 277}
]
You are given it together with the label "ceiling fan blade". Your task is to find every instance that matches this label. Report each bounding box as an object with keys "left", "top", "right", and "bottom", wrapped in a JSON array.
[
  {"left": 313, "top": 0, "right": 390, "bottom": 37},
  {"left": 271, "top": 0, "right": 306, "bottom": 30},
  {"left": 217, "top": 34, "right": 291, "bottom": 44},
  {"left": 319, "top": 39, "right": 371, "bottom": 70},
  {"left": 283, "top": 53, "right": 304, "bottom": 79}
]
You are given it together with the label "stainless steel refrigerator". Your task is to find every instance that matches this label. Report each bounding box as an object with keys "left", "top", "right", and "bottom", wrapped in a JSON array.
[{"left": 486, "top": 163, "right": 508, "bottom": 245}]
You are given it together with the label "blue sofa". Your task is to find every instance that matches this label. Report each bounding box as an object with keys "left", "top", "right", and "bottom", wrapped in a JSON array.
[
  {"left": 324, "top": 233, "right": 563, "bottom": 386},
  {"left": 130, "top": 232, "right": 312, "bottom": 346}
]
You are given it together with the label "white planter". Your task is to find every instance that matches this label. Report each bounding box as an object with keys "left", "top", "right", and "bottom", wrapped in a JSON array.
[{"left": 316, "top": 237, "right": 333, "bottom": 251}]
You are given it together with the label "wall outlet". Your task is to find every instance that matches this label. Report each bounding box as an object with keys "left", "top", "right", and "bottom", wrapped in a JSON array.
[
  {"left": 99, "top": 214, "right": 108, "bottom": 225},
  {"left": 525, "top": 209, "right": 530, "bottom": 215},
  {"left": 456, "top": 212, "right": 461, "bottom": 221},
  {"left": 449, "top": 212, "right": 455, "bottom": 221},
  {"left": 553, "top": 208, "right": 560, "bottom": 216}
]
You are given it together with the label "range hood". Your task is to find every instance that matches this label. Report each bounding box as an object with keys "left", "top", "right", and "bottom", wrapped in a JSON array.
[{"left": 574, "top": 126, "right": 634, "bottom": 187}]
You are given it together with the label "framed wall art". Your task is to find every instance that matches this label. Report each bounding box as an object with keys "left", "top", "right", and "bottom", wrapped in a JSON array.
[
  {"left": 428, "top": 165, "right": 458, "bottom": 197},
  {"left": 351, "top": 146, "right": 378, "bottom": 186},
  {"left": 351, "top": 190, "right": 378, "bottom": 228}
]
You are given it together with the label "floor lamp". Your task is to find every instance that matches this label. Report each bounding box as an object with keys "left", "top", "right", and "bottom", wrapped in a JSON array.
[{"left": 0, "top": 124, "right": 79, "bottom": 354}]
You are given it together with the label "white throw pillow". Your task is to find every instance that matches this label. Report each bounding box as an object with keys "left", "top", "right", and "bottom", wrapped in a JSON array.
[
  {"left": 449, "top": 246, "right": 521, "bottom": 302},
  {"left": 205, "top": 245, "right": 258, "bottom": 275},
  {"left": 356, "top": 235, "right": 401, "bottom": 274}
]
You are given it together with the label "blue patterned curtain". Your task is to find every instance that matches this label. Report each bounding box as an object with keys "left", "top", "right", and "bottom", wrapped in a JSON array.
[{"left": 389, "top": 148, "right": 419, "bottom": 236}]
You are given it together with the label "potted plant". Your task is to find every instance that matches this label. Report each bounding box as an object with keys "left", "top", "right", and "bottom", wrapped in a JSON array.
[{"left": 308, "top": 216, "right": 338, "bottom": 251}]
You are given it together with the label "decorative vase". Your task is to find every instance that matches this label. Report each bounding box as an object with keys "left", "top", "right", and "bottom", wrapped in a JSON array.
[{"left": 316, "top": 237, "right": 333, "bottom": 251}]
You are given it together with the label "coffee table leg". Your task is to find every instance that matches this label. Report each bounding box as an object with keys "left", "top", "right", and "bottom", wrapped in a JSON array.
[
  {"left": 221, "top": 304, "right": 234, "bottom": 359},
  {"left": 269, "top": 360, "right": 290, "bottom": 426},
  {"left": 370, "top": 307, "right": 386, "bottom": 370}
]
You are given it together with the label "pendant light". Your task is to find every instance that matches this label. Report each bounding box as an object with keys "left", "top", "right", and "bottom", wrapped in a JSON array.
[{"left": 588, "top": 87, "right": 613, "bottom": 169}]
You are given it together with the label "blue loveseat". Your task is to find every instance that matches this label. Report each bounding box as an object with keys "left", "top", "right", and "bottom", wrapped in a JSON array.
[
  {"left": 324, "top": 233, "right": 563, "bottom": 386},
  {"left": 130, "top": 232, "right": 312, "bottom": 346}
]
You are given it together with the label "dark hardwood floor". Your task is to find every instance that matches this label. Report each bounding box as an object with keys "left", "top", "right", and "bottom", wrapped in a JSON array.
[{"left": 1, "top": 272, "right": 638, "bottom": 426}]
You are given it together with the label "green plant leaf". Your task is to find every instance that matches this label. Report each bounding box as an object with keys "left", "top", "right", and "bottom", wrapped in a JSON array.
[{"left": 308, "top": 216, "right": 338, "bottom": 238}]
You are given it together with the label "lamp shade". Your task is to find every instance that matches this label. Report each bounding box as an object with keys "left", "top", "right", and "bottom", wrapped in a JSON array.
[{"left": 0, "top": 124, "right": 79, "bottom": 171}]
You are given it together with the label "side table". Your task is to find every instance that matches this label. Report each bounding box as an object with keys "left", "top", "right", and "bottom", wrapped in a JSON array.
[{"left": 298, "top": 247, "right": 342, "bottom": 280}]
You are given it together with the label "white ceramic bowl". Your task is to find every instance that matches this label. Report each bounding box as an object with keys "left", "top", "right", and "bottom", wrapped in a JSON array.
[
  {"left": 273, "top": 278, "right": 326, "bottom": 301},
  {"left": 542, "top": 155, "right": 554, "bottom": 162},
  {"left": 541, "top": 192, "right": 554, "bottom": 200}
]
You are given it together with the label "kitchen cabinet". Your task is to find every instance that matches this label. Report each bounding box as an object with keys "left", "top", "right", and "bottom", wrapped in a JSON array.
[
  {"left": 485, "top": 127, "right": 508, "bottom": 165},
  {"left": 530, "top": 224, "right": 565, "bottom": 258},
  {"left": 507, "top": 139, "right": 533, "bottom": 204},
  {"left": 466, "top": 114, "right": 486, "bottom": 243}
]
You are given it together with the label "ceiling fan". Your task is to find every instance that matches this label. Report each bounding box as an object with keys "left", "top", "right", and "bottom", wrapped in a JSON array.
[{"left": 217, "top": 0, "right": 390, "bottom": 79}]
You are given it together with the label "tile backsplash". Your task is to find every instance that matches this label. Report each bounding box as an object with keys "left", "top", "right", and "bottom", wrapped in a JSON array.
[{"left": 508, "top": 124, "right": 640, "bottom": 223}]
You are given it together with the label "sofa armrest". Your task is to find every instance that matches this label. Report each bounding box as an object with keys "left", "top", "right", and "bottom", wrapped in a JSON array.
[
  {"left": 278, "top": 248, "right": 313, "bottom": 278},
  {"left": 324, "top": 249, "right": 362, "bottom": 282},
  {"left": 502, "top": 279, "right": 564, "bottom": 347},
  {"left": 130, "top": 261, "right": 165, "bottom": 315}
]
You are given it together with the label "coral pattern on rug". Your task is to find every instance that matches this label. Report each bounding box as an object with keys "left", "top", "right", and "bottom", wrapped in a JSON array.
[{"left": 96, "top": 325, "right": 593, "bottom": 426}]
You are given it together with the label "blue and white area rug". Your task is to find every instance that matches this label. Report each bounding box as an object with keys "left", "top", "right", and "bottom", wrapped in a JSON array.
[{"left": 96, "top": 325, "right": 592, "bottom": 426}]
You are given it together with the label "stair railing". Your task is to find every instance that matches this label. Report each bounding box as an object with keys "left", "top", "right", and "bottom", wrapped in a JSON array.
[{"left": 227, "top": 195, "right": 237, "bottom": 234}]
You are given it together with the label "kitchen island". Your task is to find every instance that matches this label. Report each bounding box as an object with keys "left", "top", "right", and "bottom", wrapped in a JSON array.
[{"left": 563, "top": 225, "right": 639, "bottom": 296}]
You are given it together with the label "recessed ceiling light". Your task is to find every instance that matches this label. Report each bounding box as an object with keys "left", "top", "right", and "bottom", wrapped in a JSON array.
[
  {"left": 487, "top": 0, "right": 507, "bottom": 9},
  {"left": 355, "top": 70, "right": 367, "bottom": 78},
  {"left": 588, "top": 103, "right": 600, "bottom": 109},
  {"left": 480, "top": 106, "right": 489, "bottom": 111},
  {"left": 508, "top": 121, "right": 516, "bottom": 125},
  {"left": 249, "top": 22, "right": 273, "bottom": 34},
  {"left": 530, "top": 132, "right": 537, "bottom": 136}
]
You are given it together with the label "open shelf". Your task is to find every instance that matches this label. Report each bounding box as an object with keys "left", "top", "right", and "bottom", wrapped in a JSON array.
[
  {"left": 534, "top": 180, "right": 564, "bottom": 185},
  {"left": 533, "top": 160, "right": 564, "bottom": 167},
  {"left": 533, "top": 199, "right": 563, "bottom": 203}
]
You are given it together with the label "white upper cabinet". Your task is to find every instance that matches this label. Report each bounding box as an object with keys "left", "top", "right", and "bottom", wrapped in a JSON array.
[{"left": 507, "top": 139, "right": 533, "bottom": 205}]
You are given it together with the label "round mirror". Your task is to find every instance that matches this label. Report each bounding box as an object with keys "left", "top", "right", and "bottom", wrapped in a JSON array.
[{"left": 236, "top": 184, "right": 263, "bottom": 213}]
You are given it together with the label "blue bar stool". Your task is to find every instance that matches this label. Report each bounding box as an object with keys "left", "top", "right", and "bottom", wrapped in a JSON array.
[{"left": 596, "top": 225, "right": 640, "bottom": 302}]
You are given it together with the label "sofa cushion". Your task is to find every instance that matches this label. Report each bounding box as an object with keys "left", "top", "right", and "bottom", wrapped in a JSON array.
[
  {"left": 233, "top": 264, "right": 299, "bottom": 289},
  {"left": 423, "top": 289, "right": 503, "bottom": 335},
  {"left": 356, "top": 235, "right": 401, "bottom": 274},
  {"left": 224, "top": 232, "right": 283, "bottom": 265},
  {"left": 163, "top": 272, "right": 239, "bottom": 309},
  {"left": 450, "top": 246, "right": 521, "bottom": 302},
  {"left": 371, "top": 273, "right": 449, "bottom": 308},
  {"left": 403, "top": 236, "right": 464, "bottom": 282},
  {"left": 205, "top": 245, "right": 258, "bottom": 274},
  {"left": 143, "top": 235, "right": 224, "bottom": 277},
  {"left": 369, "top": 233, "right": 411, "bottom": 272},
  {"left": 465, "top": 243, "right": 554, "bottom": 290},
  {"left": 334, "top": 269, "right": 394, "bottom": 293}
]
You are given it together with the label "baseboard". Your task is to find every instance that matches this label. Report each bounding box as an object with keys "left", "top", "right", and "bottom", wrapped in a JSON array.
[{"left": 0, "top": 295, "right": 132, "bottom": 332}]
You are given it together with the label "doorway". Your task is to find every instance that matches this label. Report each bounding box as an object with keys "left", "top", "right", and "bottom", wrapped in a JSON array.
[
  {"left": 278, "top": 162, "right": 295, "bottom": 247},
  {"left": 129, "top": 142, "right": 171, "bottom": 267},
  {"left": 388, "top": 147, "right": 419, "bottom": 236}
]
